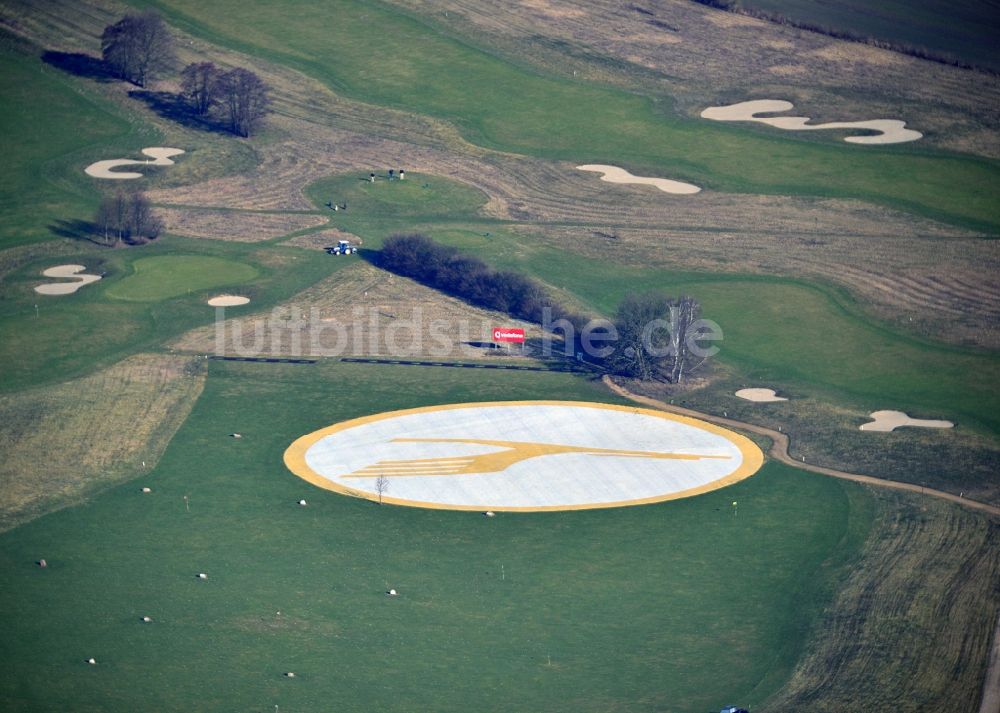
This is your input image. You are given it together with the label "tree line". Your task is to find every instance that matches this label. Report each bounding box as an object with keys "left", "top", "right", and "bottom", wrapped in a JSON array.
[
  {"left": 100, "top": 11, "right": 270, "bottom": 136},
  {"left": 377, "top": 234, "right": 715, "bottom": 382}
]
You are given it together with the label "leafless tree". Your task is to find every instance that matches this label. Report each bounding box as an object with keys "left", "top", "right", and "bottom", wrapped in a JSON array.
[
  {"left": 101, "top": 12, "right": 175, "bottom": 87},
  {"left": 94, "top": 191, "right": 163, "bottom": 245},
  {"left": 180, "top": 62, "right": 222, "bottom": 115},
  {"left": 214, "top": 68, "right": 270, "bottom": 137},
  {"left": 666, "top": 295, "right": 701, "bottom": 384},
  {"left": 606, "top": 292, "right": 706, "bottom": 383},
  {"left": 607, "top": 292, "right": 671, "bottom": 381},
  {"left": 375, "top": 475, "right": 389, "bottom": 505}
]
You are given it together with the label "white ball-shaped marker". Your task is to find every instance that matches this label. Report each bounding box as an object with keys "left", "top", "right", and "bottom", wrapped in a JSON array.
[
  {"left": 141, "top": 487, "right": 152, "bottom": 493},
  {"left": 197, "top": 573, "right": 208, "bottom": 579}
]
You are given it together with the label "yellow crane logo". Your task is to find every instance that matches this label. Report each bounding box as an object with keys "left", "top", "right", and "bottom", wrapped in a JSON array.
[{"left": 340, "top": 437, "right": 729, "bottom": 478}]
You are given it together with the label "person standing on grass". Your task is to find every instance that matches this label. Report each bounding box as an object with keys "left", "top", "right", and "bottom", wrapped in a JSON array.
[
  {"left": 399, "top": 169, "right": 405, "bottom": 180},
  {"left": 370, "top": 172, "right": 376, "bottom": 183}
]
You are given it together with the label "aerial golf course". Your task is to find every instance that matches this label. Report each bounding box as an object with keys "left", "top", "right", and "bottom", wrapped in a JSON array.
[{"left": 0, "top": 1, "right": 998, "bottom": 711}]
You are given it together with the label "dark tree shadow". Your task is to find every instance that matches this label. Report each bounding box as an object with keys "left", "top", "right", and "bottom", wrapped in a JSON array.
[
  {"left": 48, "top": 219, "right": 104, "bottom": 245},
  {"left": 41, "top": 51, "right": 115, "bottom": 82},
  {"left": 128, "top": 90, "right": 229, "bottom": 133}
]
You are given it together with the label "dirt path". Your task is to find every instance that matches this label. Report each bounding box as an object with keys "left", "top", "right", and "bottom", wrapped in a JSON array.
[
  {"left": 981, "top": 613, "right": 1000, "bottom": 713},
  {"left": 602, "top": 376, "right": 1000, "bottom": 518}
]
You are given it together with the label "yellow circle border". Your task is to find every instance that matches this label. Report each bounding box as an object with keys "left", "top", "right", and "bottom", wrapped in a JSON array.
[{"left": 283, "top": 400, "right": 764, "bottom": 512}]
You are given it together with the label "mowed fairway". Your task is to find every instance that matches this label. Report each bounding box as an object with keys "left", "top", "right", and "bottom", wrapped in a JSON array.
[
  {"left": 104, "top": 255, "right": 259, "bottom": 302},
  {"left": 0, "top": 361, "right": 862, "bottom": 712},
  {"left": 143, "top": 0, "right": 1000, "bottom": 230}
]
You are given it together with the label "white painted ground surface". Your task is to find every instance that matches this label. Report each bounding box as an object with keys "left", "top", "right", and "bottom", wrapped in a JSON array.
[
  {"left": 207, "top": 295, "right": 250, "bottom": 306},
  {"left": 701, "top": 100, "right": 922, "bottom": 144},
  {"left": 85, "top": 147, "right": 185, "bottom": 179},
  {"left": 860, "top": 410, "right": 954, "bottom": 432},
  {"left": 298, "top": 403, "right": 756, "bottom": 509},
  {"left": 735, "top": 388, "right": 787, "bottom": 403},
  {"left": 34, "top": 264, "right": 102, "bottom": 295},
  {"left": 576, "top": 164, "right": 702, "bottom": 194}
]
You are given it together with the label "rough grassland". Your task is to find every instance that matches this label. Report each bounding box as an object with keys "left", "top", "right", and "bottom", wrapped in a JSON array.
[
  {"left": 766, "top": 488, "right": 1000, "bottom": 712},
  {"left": 143, "top": 0, "right": 1000, "bottom": 231},
  {"left": 0, "top": 353, "right": 205, "bottom": 531},
  {"left": 0, "top": 360, "right": 860, "bottom": 712}
]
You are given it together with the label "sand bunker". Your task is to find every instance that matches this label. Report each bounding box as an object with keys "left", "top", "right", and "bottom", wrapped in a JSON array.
[
  {"left": 701, "top": 100, "right": 922, "bottom": 144},
  {"left": 735, "top": 388, "right": 787, "bottom": 403},
  {"left": 576, "top": 165, "right": 702, "bottom": 195},
  {"left": 85, "top": 147, "right": 185, "bottom": 179},
  {"left": 34, "top": 264, "right": 102, "bottom": 295},
  {"left": 860, "top": 410, "right": 954, "bottom": 432},
  {"left": 207, "top": 295, "right": 250, "bottom": 307}
]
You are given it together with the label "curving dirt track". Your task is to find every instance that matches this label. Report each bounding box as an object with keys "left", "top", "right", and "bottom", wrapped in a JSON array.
[{"left": 603, "top": 376, "right": 1000, "bottom": 518}]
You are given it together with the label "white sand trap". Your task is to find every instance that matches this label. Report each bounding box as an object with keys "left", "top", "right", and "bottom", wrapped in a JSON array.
[
  {"left": 207, "top": 295, "right": 250, "bottom": 307},
  {"left": 285, "top": 401, "right": 763, "bottom": 511},
  {"left": 576, "top": 164, "right": 702, "bottom": 195},
  {"left": 735, "top": 388, "right": 787, "bottom": 403},
  {"left": 701, "top": 100, "right": 922, "bottom": 144},
  {"left": 85, "top": 147, "right": 185, "bottom": 179},
  {"left": 34, "top": 264, "right": 102, "bottom": 295},
  {"left": 860, "top": 410, "right": 954, "bottom": 432}
]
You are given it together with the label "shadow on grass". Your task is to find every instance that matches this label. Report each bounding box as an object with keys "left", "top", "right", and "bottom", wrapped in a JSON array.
[
  {"left": 128, "top": 90, "right": 230, "bottom": 134},
  {"left": 48, "top": 219, "right": 105, "bottom": 246},
  {"left": 41, "top": 51, "right": 115, "bottom": 82}
]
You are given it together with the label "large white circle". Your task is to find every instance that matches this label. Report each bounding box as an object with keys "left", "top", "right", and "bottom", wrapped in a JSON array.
[{"left": 284, "top": 401, "right": 763, "bottom": 511}]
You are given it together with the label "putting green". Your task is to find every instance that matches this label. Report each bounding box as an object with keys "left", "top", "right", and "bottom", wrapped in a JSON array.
[{"left": 104, "top": 255, "right": 259, "bottom": 302}]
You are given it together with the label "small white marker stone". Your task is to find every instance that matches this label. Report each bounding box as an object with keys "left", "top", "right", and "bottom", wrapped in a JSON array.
[
  {"left": 197, "top": 573, "right": 208, "bottom": 579},
  {"left": 141, "top": 487, "right": 152, "bottom": 493},
  {"left": 298, "top": 499, "right": 307, "bottom": 506},
  {"left": 87, "top": 658, "right": 96, "bottom": 665}
]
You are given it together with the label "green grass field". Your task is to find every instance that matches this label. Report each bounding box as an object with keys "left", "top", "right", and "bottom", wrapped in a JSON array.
[
  {"left": 0, "top": 33, "right": 137, "bottom": 250},
  {"left": 0, "top": 360, "right": 864, "bottom": 713},
  {"left": 138, "top": 0, "right": 1000, "bottom": 232},
  {"left": 104, "top": 255, "right": 259, "bottom": 302},
  {"left": 0, "top": 238, "right": 342, "bottom": 392}
]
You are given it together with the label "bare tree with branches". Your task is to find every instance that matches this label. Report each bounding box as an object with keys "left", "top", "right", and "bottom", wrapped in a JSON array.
[
  {"left": 101, "top": 11, "right": 175, "bottom": 87},
  {"left": 94, "top": 191, "right": 163, "bottom": 245},
  {"left": 214, "top": 68, "right": 270, "bottom": 137},
  {"left": 180, "top": 62, "right": 222, "bottom": 115},
  {"left": 606, "top": 292, "right": 708, "bottom": 383},
  {"left": 374, "top": 475, "right": 390, "bottom": 505}
]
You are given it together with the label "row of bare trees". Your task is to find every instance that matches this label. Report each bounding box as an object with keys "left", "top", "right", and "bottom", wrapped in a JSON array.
[{"left": 100, "top": 11, "right": 270, "bottom": 137}]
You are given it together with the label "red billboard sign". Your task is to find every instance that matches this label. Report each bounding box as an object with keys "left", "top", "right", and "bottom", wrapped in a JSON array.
[{"left": 492, "top": 327, "right": 525, "bottom": 343}]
